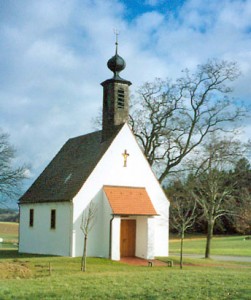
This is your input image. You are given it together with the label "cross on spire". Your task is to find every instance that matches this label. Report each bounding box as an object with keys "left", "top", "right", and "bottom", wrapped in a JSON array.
[{"left": 122, "top": 149, "right": 130, "bottom": 167}]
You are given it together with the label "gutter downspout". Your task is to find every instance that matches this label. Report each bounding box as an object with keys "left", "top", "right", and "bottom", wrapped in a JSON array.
[
  {"left": 69, "top": 200, "right": 74, "bottom": 257},
  {"left": 109, "top": 214, "right": 115, "bottom": 259},
  {"left": 18, "top": 202, "right": 21, "bottom": 253}
]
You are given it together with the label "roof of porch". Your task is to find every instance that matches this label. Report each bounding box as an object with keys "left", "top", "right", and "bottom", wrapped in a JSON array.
[{"left": 103, "top": 186, "right": 158, "bottom": 216}]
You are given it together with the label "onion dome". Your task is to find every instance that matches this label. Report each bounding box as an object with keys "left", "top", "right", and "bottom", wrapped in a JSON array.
[{"left": 107, "top": 40, "right": 126, "bottom": 80}]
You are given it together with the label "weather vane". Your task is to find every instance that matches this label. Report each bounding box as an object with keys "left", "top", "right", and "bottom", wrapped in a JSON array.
[{"left": 113, "top": 28, "right": 120, "bottom": 54}]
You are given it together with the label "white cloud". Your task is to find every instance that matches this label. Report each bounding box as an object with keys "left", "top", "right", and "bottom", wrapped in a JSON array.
[{"left": 1, "top": 0, "right": 251, "bottom": 201}]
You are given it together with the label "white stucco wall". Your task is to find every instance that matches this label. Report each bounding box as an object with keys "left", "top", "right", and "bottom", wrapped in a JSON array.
[
  {"left": 135, "top": 217, "right": 147, "bottom": 258},
  {"left": 110, "top": 216, "right": 121, "bottom": 260},
  {"left": 71, "top": 189, "right": 114, "bottom": 258},
  {"left": 135, "top": 217, "right": 147, "bottom": 259},
  {"left": 19, "top": 202, "right": 72, "bottom": 256},
  {"left": 72, "top": 123, "right": 169, "bottom": 259},
  {"left": 133, "top": 216, "right": 156, "bottom": 260},
  {"left": 147, "top": 217, "right": 155, "bottom": 259}
]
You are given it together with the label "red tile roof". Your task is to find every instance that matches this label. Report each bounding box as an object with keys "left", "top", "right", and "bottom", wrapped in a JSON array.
[{"left": 104, "top": 186, "right": 157, "bottom": 216}]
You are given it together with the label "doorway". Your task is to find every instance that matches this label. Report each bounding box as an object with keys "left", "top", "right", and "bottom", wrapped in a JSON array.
[{"left": 120, "top": 219, "right": 136, "bottom": 257}]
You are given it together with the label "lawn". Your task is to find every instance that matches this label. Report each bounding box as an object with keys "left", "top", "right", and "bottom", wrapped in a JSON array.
[
  {"left": 0, "top": 250, "right": 251, "bottom": 300},
  {"left": 169, "top": 235, "right": 251, "bottom": 257},
  {"left": 1, "top": 224, "right": 251, "bottom": 299}
]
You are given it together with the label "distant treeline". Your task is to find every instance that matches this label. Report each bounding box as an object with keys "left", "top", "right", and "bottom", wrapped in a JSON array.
[{"left": 0, "top": 209, "right": 19, "bottom": 222}]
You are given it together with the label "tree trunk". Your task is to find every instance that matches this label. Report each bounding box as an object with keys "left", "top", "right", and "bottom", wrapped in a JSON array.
[
  {"left": 180, "top": 230, "right": 184, "bottom": 269},
  {"left": 81, "top": 235, "right": 87, "bottom": 271},
  {"left": 205, "top": 220, "right": 214, "bottom": 258}
]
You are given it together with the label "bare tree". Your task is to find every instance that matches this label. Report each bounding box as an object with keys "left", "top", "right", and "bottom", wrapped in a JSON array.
[
  {"left": 0, "top": 130, "right": 28, "bottom": 206},
  {"left": 190, "top": 135, "right": 250, "bottom": 258},
  {"left": 80, "top": 201, "right": 97, "bottom": 272},
  {"left": 233, "top": 189, "right": 251, "bottom": 234},
  {"left": 231, "top": 158, "right": 251, "bottom": 234},
  {"left": 167, "top": 182, "right": 197, "bottom": 269},
  {"left": 130, "top": 60, "right": 246, "bottom": 183}
]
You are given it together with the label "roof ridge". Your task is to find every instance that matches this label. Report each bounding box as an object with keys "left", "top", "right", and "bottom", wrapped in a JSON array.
[{"left": 103, "top": 185, "right": 146, "bottom": 190}]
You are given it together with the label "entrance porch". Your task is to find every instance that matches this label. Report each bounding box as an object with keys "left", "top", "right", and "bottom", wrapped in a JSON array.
[
  {"left": 110, "top": 215, "right": 156, "bottom": 261},
  {"left": 103, "top": 186, "right": 158, "bottom": 261}
]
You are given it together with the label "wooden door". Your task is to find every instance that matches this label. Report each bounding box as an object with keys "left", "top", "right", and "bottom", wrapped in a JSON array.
[{"left": 120, "top": 220, "right": 136, "bottom": 257}]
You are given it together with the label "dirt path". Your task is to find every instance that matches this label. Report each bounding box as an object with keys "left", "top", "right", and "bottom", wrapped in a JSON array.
[
  {"left": 120, "top": 257, "right": 169, "bottom": 266},
  {"left": 172, "top": 253, "right": 251, "bottom": 262}
]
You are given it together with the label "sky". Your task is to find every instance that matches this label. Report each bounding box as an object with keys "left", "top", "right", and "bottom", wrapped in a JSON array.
[{"left": 1, "top": 0, "right": 251, "bottom": 205}]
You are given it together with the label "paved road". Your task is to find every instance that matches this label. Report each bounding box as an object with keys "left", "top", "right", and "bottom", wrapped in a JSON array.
[{"left": 172, "top": 253, "right": 251, "bottom": 263}]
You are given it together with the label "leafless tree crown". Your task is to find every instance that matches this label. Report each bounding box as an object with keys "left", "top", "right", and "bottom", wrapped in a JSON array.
[{"left": 130, "top": 60, "right": 246, "bottom": 183}]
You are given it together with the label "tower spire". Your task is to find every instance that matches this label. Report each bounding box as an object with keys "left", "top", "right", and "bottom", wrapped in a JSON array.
[
  {"left": 101, "top": 35, "right": 132, "bottom": 141},
  {"left": 107, "top": 30, "right": 126, "bottom": 80},
  {"left": 114, "top": 29, "right": 119, "bottom": 55}
]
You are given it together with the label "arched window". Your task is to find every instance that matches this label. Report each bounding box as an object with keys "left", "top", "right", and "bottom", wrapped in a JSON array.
[{"left": 117, "top": 88, "right": 125, "bottom": 108}]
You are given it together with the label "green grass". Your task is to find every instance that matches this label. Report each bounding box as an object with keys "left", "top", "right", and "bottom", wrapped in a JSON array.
[
  {"left": 0, "top": 250, "right": 251, "bottom": 300},
  {"left": 0, "top": 243, "right": 17, "bottom": 250},
  {"left": 1, "top": 224, "right": 251, "bottom": 299},
  {"left": 169, "top": 235, "right": 251, "bottom": 256}
]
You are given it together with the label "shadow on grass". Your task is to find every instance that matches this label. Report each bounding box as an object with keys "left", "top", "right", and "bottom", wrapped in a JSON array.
[{"left": 0, "top": 249, "right": 55, "bottom": 260}]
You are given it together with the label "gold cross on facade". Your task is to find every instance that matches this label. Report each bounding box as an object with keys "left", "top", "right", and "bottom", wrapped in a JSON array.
[{"left": 122, "top": 149, "right": 130, "bottom": 167}]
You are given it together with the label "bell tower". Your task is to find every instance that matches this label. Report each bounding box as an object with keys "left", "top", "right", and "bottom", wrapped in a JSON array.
[{"left": 101, "top": 36, "right": 132, "bottom": 141}]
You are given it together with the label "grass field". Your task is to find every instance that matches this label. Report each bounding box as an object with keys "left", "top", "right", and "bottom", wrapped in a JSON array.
[
  {"left": 169, "top": 235, "right": 251, "bottom": 257},
  {"left": 0, "top": 223, "right": 251, "bottom": 299},
  {"left": 0, "top": 222, "right": 18, "bottom": 250},
  {"left": 0, "top": 222, "right": 18, "bottom": 241},
  {"left": 0, "top": 251, "right": 251, "bottom": 300}
]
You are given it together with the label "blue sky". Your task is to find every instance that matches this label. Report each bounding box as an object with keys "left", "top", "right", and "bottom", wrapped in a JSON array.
[
  {"left": 119, "top": 0, "right": 186, "bottom": 18},
  {"left": 1, "top": 0, "right": 251, "bottom": 206}
]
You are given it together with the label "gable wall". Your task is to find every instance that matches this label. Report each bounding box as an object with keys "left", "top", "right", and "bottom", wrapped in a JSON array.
[{"left": 72, "top": 123, "right": 169, "bottom": 258}]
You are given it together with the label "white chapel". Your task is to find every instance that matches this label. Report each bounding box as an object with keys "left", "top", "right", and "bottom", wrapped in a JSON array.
[{"left": 19, "top": 41, "right": 170, "bottom": 260}]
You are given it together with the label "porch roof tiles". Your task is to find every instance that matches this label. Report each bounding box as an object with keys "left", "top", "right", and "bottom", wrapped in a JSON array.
[{"left": 103, "top": 186, "right": 157, "bottom": 216}]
